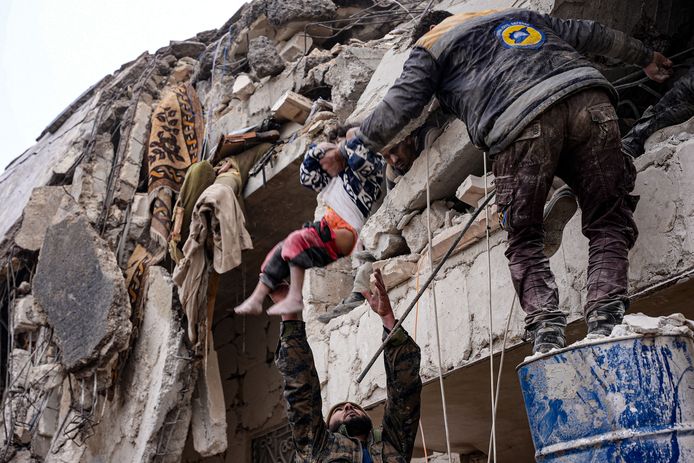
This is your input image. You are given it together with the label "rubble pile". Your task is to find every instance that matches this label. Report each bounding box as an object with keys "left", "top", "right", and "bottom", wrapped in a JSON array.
[
  {"left": 1, "top": 0, "right": 693, "bottom": 461},
  {"left": 0, "top": 0, "right": 443, "bottom": 461}
]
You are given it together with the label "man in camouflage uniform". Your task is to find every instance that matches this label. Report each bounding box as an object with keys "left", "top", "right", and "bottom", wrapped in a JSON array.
[{"left": 275, "top": 268, "right": 422, "bottom": 462}]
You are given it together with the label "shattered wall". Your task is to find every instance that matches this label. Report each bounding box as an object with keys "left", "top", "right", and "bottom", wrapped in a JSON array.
[{"left": 0, "top": 0, "right": 692, "bottom": 462}]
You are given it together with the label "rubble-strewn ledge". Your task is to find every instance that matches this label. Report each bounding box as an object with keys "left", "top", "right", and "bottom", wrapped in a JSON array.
[{"left": 310, "top": 117, "right": 694, "bottom": 410}]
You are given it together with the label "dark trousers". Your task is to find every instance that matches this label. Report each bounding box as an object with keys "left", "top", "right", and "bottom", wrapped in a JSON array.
[{"left": 493, "top": 89, "right": 638, "bottom": 329}]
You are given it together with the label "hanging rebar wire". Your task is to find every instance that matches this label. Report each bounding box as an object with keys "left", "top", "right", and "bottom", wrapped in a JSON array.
[{"left": 357, "top": 189, "right": 496, "bottom": 383}]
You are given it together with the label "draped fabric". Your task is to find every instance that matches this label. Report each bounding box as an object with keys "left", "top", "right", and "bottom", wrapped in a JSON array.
[{"left": 125, "top": 82, "right": 204, "bottom": 304}]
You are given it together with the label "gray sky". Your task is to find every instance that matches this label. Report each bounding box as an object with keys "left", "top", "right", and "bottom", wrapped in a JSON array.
[{"left": 0, "top": 0, "right": 246, "bottom": 172}]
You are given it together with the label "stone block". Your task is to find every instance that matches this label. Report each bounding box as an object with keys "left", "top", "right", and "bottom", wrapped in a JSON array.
[
  {"left": 279, "top": 32, "right": 313, "bottom": 62},
  {"left": 401, "top": 201, "right": 449, "bottom": 254},
  {"left": 325, "top": 46, "right": 386, "bottom": 121},
  {"left": 33, "top": 215, "right": 131, "bottom": 373},
  {"left": 266, "top": 0, "right": 337, "bottom": 28},
  {"left": 115, "top": 101, "right": 151, "bottom": 205},
  {"left": 191, "top": 340, "right": 228, "bottom": 457},
  {"left": 13, "top": 295, "right": 47, "bottom": 334},
  {"left": 303, "top": 257, "right": 354, "bottom": 305},
  {"left": 232, "top": 74, "right": 256, "bottom": 99},
  {"left": 372, "top": 254, "right": 419, "bottom": 289},
  {"left": 15, "top": 186, "right": 70, "bottom": 252},
  {"left": 169, "top": 40, "right": 206, "bottom": 59},
  {"left": 418, "top": 205, "right": 500, "bottom": 269},
  {"left": 271, "top": 90, "right": 313, "bottom": 123},
  {"left": 248, "top": 36, "right": 286, "bottom": 78},
  {"left": 9, "top": 349, "right": 30, "bottom": 390},
  {"left": 456, "top": 173, "right": 495, "bottom": 207},
  {"left": 370, "top": 232, "right": 409, "bottom": 261}
]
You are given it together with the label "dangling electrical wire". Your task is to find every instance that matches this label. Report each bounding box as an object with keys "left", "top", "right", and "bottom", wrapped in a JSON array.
[{"left": 424, "top": 139, "right": 453, "bottom": 460}]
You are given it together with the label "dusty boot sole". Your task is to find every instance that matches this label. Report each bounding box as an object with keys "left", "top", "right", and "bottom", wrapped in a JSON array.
[{"left": 543, "top": 188, "right": 578, "bottom": 258}]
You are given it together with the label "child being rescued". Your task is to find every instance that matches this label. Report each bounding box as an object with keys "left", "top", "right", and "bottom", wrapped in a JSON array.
[{"left": 234, "top": 126, "right": 384, "bottom": 315}]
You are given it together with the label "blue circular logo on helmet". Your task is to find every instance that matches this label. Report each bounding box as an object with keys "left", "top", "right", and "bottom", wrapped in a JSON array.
[{"left": 495, "top": 21, "right": 546, "bottom": 49}]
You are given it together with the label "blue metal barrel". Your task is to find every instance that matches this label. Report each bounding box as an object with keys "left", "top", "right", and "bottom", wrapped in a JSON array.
[{"left": 517, "top": 334, "right": 694, "bottom": 462}]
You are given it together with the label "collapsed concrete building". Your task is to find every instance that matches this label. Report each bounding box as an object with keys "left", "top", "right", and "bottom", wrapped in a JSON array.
[{"left": 0, "top": 0, "right": 693, "bottom": 461}]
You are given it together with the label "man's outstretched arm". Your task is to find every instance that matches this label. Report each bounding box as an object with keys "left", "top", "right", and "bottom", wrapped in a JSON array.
[
  {"left": 362, "top": 270, "right": 422, "bottom": 460},
  {"left": 539, "top": 12, "right": 672, "bottom": 82},
  {"left": 275, "top": 317, "right": 328, "bottom": 459},
  {"left": 358, "top": 47, "right": 442, "bottom": 152}
]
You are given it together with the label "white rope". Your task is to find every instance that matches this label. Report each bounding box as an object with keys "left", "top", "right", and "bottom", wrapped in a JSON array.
[
  {"left": 488, "top": 293, "right": 517, "bottom": 459},
  {"left": 425, "top": 140, "right": 453, "bottom": 460},
  {"left": 483, "top": 154, "right": 498, "bottom": 463}
]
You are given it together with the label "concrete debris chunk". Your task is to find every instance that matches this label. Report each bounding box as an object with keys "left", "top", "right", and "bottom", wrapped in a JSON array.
[
  {"left": 13, "top": 295, "right": 47, "bottom": 334},
  {"left": 372, "top": 254, "right": 419, "bottom": 289},
  {"left": 191, "top": 340, "right": 228, "bottom": 457},
  {"left": 272, "top": 90, "right": 313, "bottom": 123},
  {"left": 232, "top": 74, "right": 256, "bottom": 99},
  {"left": 418, "top": 205, "right": 500, "bottom": 269},
  {"left": 279, "top": 32, "right": 313, "bottom": 62},
  {"left": 401, "top": 201, "right": 449, "bottom": 254},
  {"left": 456, "top": 174, "right": 495, "bottom": 208},
  {"left": 325, "top": 46, "right": 386, "bottom": 120},
  {"left": 266, "top": 0, "right": 337, "bottom": 27},
  {"left": 33, "top": 215, "right": 131, "bottom": 373},
  {"left": 169, "top": 40, "right": 206, "bottom": 59},
  {"left": 15, "top": 186, "right": 70, "bottom": 252},
  {"left": 248, "top": 36, "right": 286, "bottom": 78}
]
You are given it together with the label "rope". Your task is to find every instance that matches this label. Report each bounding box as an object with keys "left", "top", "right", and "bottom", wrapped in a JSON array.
[
  {"left": 487, "top": 294, "right": 516, "bottom": 460},
  {"left": 483, "top": 155, "right": 497, "bottom": 462},
  {"left": 413, "top": 273, "right": 429, "bottom": 460},
  {"left": 356, "top": 189, "right": 496, "bottom": 383},
  {"left": 424, "top": 141, "right": 453, "bottom": 460}
]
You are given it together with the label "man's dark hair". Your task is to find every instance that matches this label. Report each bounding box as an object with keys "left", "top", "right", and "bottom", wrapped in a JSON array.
[{"left": 411, "top": 10, "right": 453, "bottom": 43}]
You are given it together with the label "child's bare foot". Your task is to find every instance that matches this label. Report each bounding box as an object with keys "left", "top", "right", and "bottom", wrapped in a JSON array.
[
  {"left": 234, "top": 297, "right": 264, "bottom": 315},
  {"left": 266, "top": 296, "right": 304, "bottom": 315}
]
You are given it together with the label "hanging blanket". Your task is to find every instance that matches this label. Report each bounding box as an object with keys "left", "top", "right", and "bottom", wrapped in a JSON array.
[{"left": 125, "top": 82, "right": 204, "bottom": 304}]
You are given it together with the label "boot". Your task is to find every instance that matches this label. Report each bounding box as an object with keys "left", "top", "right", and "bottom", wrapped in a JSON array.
[
  {"left": 318, "top": 292, "right": 365, "bottom": 323},
  {"left": 586, "top": 300, "right": 626, "bottom": 337},
  {"left": 543, "top": 186, "right": 578, "bottom": 258},
  {"left": 528, "top": 321, "right": 566, "bottom": 354}
]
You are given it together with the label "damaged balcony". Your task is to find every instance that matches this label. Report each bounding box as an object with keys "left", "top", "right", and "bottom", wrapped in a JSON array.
[{"left": 0, "top": 0, "right": 693, "bottom": 461}]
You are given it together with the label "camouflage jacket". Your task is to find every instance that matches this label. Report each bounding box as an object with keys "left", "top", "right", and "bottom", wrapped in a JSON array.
[{"left": 275, "top": 321, "right": 422, "bottom": 462}]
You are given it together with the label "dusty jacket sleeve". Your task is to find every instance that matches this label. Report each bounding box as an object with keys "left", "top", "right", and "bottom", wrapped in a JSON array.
[
  {"left": 299, "top": 144, "right": 331, "bottom": 192},
  {"left": 540, "top": 13, "right": 653, "bottom": 67},
  {"left": 275, "top": 321, "right": 328, "bottom": 459},
  {"left": 357, "top": 47, "right": 441, "bottom": 152},
  {"left": 380, "top": 325, "right": 422, "bottom": 460}
]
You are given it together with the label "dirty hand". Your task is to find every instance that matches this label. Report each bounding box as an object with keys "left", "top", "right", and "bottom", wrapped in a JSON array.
[
  {"left": 643, "top": 51, "right": 673, "bottom": 83},
  {"left": 319, "top": 145, "right": 346, "bottom": 176},
  {"left": 215, "top": 158, "right": 234, "bottom": 174},
  {"left": 362, "top": 269, "right": 396, "bottom": 329}
]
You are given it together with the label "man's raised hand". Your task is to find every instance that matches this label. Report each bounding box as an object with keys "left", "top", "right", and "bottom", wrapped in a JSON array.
[{"left": 362, "top": 269, "right": 396, "bottom": 330}]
